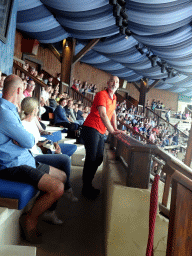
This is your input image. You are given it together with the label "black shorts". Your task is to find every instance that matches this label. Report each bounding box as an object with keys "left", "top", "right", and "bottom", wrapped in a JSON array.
[{"left": 0, "top": 162, "right": 50, "bottom": 189}]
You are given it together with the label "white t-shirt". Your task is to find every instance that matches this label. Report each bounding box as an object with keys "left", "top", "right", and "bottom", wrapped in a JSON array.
[
  {"left": 41, "top": 90, "right": 50, "bottom": 102},
  {"left": 22, "top": 119, "right": 43, "bottom": 156}
]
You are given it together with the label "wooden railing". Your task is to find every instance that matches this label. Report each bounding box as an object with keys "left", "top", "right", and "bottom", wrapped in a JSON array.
[
  {"left": 116, "top": 90, "right": 189, "bottom": 139},
  {"left": 145, "top": 107, "right": 189, "bottom": 138},
  {"left": 118, "top": 120, "right": 154, "bottom": 145},
  {"left": 13, "top": 61, "right": 46, "bottom": 102},
  {"left": 68, "top": 87, "right": 93, "bottom": 107},
  {"left": 13, "top": 60, "right": 94, "bottom": 107},
  {"left": 109, "top": 133, "right": 192, "bottom": 255}
]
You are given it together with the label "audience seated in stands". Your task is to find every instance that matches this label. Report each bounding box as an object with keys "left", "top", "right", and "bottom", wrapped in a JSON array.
[
  {"left": 116, "top": 100, "right": 183, "bottom": 158},
  {"left": 65, "top": 99, "right": 84, "bottom": 126},
  {"left": 53, "top": 98, "right": 79, "bottom": 133}
]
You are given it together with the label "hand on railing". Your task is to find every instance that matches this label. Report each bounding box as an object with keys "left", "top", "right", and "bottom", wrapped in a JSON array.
[{"left": 111, "top": 129, "right": 125, "bottom": 136}]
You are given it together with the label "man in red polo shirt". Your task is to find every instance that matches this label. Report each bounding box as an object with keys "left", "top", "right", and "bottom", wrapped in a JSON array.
[{"left": 81, "top": 76, "right": 122, "bottom": 199}]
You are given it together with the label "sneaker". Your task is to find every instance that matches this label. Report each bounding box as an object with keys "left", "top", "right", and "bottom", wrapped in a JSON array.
[
  {"left": 41, "top": 210, "right": 63, "bottom": 225},
  {"left": 82, "top": 186, "right": 100, "bottom": 200},
  {"left": 64, "top": 188, "right": 78, "bottom": 202}
]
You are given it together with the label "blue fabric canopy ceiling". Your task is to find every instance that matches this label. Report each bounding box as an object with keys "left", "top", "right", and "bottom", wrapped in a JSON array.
[{"left": 16, "top": 0, "right": 192, "bottom": 96}]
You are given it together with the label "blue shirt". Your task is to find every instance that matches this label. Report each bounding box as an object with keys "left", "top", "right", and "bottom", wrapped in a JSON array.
[
  {"left": 0, "top": 98, "right": 36, "bottom": 170},
  {"left": 54, "top": 105, "right": 69, "bottom": 124}
]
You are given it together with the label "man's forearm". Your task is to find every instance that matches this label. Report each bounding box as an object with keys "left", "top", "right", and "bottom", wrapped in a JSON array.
[
  {"left": 111, "top": 112, "right": 118, "bottom": 130},
  {"left": 100, "top": 112, "right": 115, "bottom": 133}
]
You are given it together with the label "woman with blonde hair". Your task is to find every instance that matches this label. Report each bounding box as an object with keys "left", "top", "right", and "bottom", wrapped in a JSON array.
[{"left": 20, "top": 97, "right": 78, "bottom": 224}]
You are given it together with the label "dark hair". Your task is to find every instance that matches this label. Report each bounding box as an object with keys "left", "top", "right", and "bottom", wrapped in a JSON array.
[{"left": 59, "top": 98, "right": 66, "bottom": 104}]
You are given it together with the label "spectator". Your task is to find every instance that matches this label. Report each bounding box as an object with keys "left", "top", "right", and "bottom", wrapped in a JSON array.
[
  {"left": 0, "top": 73, "right": 7, "bottom": 98},
  {"left": 82, "top": 81, "right": 88, "bottom": 95},
  {"left": 149, "top": 131, "right": 156, "bottom": 143},
  {"left": 21, "top": 97, "right": 78, "bottom": 202},
  {"left": 65, "top": 99, "right": 84, "bottom": 126},
  {"left": 54, "top": 98, "right": 72, "bottom": 128},
  {"left": 37, "top": 72, "right": 44, "bottom": 81},
  {"left": 23, "top": 62, "right": 29, "bottom": 71},
  {"left": 44, "top": 76, "right": 53, "bottom": 85},
  {"left": 76, "top": 104, "right": 84, "bottom": 121},
  {"left": 54, "top": 98, "right": 80, "bottom": 129},
  {"left": 30, "top": 67, "right": 36, "bottom": 76},
  {"left": 41, "top": 85, "right": 52, "bottom": 106},
  {"left": 49, "top": 93, "right": 58, "bottom": 111},
  {"left": 56, "top": 73, "right": 61, "bottom": 82},
  {"left": 23, "top": 80, "right": 36, "bottom": 97},
  {"left": 172, "top": 133, "right": 179, "bottom": 145},
  {"left": 165, "top": 109, "right": 171, "bottom": 123},
  {"left": 72, "top": 79, "right": 79, "bottom": 91}
]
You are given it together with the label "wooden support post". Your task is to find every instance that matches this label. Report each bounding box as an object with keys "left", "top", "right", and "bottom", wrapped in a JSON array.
[
  {"left": 70, "top": 38, "right": 77, "bottom": 88},
  {"left": 61, "top": 39, "right": 76, "bottom": 93},
  {"left": 184, "top": 122, "right": 192, "bottom": 167},
  {"left": 33, "top": 83, "right": 41, "bottom": 106},
  {"left": 139, "top": 80, "right": 148, "bottom": 109},
  {"left": 126, "top": 150, "right": 152, "bottom": 189},
  {"left": 166, "top": 173, "right": 192, "bottom": 255}
]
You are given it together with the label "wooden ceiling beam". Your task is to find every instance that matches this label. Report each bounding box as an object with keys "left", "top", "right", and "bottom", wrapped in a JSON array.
[
  {"left": 132, "top": 82, "right": 140, "bottom": 92},
  {"left": 147, "top": 79, "right": 161, "bottom": 92},
  {"left": 72, "top": 38, "right": 100, "bottom": 65},
  {"left": 48, "top": 44, "right": 62, "bottom": 62}
]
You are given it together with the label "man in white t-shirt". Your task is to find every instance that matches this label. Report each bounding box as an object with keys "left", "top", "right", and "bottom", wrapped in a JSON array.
[{"left": 41, "top": 85, "right": 52, "bottom": 106}]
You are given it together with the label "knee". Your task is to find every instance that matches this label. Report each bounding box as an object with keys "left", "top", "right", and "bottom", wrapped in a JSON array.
[
  {"left": 62, "top": 172, "right": 67, "bottom": 183},
  {"left": 53, "top": 181, "right": 64, "bottom": 200},
  {"left": 61, "top": 154, "right": 71, "bottom": 165}
]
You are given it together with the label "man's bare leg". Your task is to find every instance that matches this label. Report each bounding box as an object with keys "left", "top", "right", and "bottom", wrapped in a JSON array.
[
  {"left": 49, "top": 166, "right": 67, "bottom": 183},
  {"left": 24, "top": 173, "right": 64, "bottom": 234}
]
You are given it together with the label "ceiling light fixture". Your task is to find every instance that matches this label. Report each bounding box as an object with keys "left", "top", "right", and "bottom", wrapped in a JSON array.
[{"left": 135, "top": 44, "right": 144, "bottom": 54}]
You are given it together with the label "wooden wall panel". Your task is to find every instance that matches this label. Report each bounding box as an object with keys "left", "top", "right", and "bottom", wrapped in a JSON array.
[
  {"left": 14, "top": 30, "right": 61, "bottom": 77},
  {"left": 73, "top": 62, "right": 111, "bottom": 92}
]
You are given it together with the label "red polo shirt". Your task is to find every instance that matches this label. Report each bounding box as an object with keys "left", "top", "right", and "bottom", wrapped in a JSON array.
[{"left": 83, "top": 90, "right": 116, "bottom": 134}]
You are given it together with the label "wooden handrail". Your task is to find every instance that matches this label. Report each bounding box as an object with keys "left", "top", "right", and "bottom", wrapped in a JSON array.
[
  {"left": 118, "top": 120, "right": 154, "bottom": 145},
  {"left": 69, "top": 87, "right": 93, "bottom": 104},
  {"left": 13, "top": 61, "right": 47, "bottom": 88},
  {"left": 145, "top": 107, "right": 188, "bottom": 137},
  {"left": 109, "top": 132, "right": 192, "bottom": 255},
  {"left": 13, "top": 60, "right": 94, "bottom": 107}
]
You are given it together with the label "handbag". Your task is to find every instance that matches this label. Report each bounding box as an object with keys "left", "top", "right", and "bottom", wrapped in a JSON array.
[{"left": 38, "top": 140, "right": 56, "bottom": 154}]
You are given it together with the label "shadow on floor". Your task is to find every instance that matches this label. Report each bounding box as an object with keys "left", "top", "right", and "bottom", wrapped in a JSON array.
[{"left": 20, "top": 166, "right": 105, "bottom": 256}]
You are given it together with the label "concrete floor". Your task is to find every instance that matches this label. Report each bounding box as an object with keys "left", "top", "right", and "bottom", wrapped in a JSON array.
[{"left": 20, "top": 165, "right": 105, "bottom": 256}]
